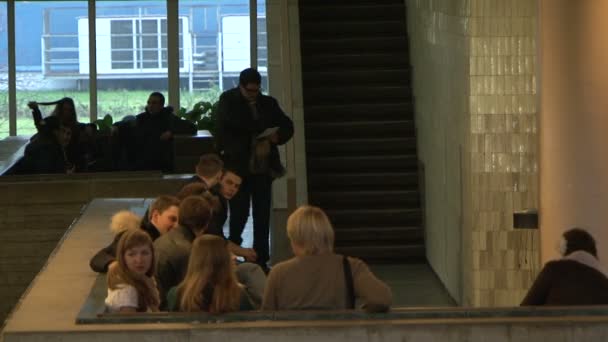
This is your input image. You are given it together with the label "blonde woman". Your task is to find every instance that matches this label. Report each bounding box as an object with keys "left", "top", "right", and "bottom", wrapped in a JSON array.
[
  {"left": 105, "top": 229, "right": 160, "bottom": 313},
  {"left": 167, "top": 235, "right": 254, "bottom": 313},
  {"left": 262, "top": 205, "right": 392, "bottom": 312}
]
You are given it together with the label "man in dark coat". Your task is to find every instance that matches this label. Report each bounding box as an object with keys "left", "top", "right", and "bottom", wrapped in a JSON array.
[
  {"left": 215, "top": 68, "right": 294, "bottom": 269},
  {"left": 133, "top": 92, "right": 196, "bottom": 171},
  {"left": 154, "top": 196, "right": 212, "bottom": 309}
]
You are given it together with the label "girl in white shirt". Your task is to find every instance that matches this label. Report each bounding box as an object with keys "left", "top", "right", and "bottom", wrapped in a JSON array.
[{"left": 105, "top": 229, "right": 160, "bottom": 313}]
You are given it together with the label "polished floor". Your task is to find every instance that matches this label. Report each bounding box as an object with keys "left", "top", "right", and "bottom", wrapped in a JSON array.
[{"left": 230, "top": 213, "right": 456, "bottom": 308}]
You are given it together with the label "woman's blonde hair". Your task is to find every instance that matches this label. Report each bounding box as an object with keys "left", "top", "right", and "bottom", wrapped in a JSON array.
[
  {"left": 176, "top": 235, "right": 241, "bottom": 313},
  {"left": 287, "top": 205, "right": 334, "bottom": 255},
  {"left": 107, "top": 229, "right": 160, "bottom": 312}
]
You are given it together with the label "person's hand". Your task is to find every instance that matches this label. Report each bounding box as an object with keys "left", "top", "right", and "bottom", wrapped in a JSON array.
[
  {"left": 269, "top": 132, "right": 279, "bottom": 144},
  {"left": 160, "top": 131, "right": 173, "bottom": 141},
  {"left": 238, "top": 247, "right": 258, "bottom": 262},
  {"left": 27, "top": 101, "right": 39, "bottom": 110},
  {"left": 231, "top": 253, "right": 239, "bottom": 266}
]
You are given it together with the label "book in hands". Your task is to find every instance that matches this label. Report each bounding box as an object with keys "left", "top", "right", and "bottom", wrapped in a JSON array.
[{"left": 256, "top": 126, "right": 279, "bottom": 140}]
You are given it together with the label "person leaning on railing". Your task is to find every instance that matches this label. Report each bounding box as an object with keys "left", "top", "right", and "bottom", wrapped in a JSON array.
[
  {"left": 262, "top": 205, "right": 392, "bottom": 313},
  {"left": 521, "top": 228, "right": 608, "bottom": 306}
]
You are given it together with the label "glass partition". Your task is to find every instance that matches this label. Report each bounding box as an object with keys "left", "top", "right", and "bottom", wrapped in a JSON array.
[
  {"left": 95, "top": 0, "right": 168, "bottom": 122},
  {"left": 15, "top": 1, "right": 89, "bottom": 135},
  {"left": 0, "top": 1, "right": 8, "bottom": 138}
]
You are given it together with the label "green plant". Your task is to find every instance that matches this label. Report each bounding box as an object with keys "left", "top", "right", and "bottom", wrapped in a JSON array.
[
  {"left": 94, "top": 114, "right": 114, "bottom": 133},
  {"left": 178, "top": 100, "right": 219, "bottom": 136}
]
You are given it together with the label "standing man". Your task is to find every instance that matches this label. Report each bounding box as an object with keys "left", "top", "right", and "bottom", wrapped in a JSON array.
[{"left": 216, "top": 68, "right": 294, "bottom": 270}]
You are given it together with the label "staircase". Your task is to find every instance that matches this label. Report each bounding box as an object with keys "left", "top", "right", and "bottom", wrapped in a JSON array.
[{"left": 300, "top": 0, "right": 425, "bottom": 263}]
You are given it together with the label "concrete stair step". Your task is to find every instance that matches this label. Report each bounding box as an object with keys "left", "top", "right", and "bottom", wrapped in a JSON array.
[
  {"left": 300, "top": 5, "right": 406, "bottom": 22},
  {"left": 306, "top": 137, "right": 417, "bottom": 156},
  {"left": 334, "top": 226, "right": 424, "bottom": 244},
  {"left": 307, "top": 172, "right": 419, "bottom": 191},
  {"left": 302, "top": 0, "right": 404, "bottom": 5},
  {"left": 326, "top": 208, "right": 422, "bottom": 226},
  {"left": 304, "top": 85, "right": 411, "bottom": 105},
  {"left": 302, "top": 52, "right": 410, "bottom": 70},
  {"left": 300, "top": 20, "right": 407, "bottom": 38},
  {"left": 302, "top": 36, "right": 409, "bottom": 54},
  {"left": 335, "top": 244, "right": 426, "bottom": 264},
  {"left": 305, "top": 121, "right": 415, "bottom": 139},
  {"left": 302, "top": 68, "right": 410, "bottom": 87},
  {"left": 309, "top": 190, "right": 420, "bottom": 209},
  {"left": 304, "top": 102, "right": 413, "bottom": 122},
  {"left": 307, "top": 155, "right": 418, "bottom": 173}
]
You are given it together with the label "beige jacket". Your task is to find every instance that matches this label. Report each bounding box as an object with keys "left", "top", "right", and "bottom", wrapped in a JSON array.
[{"left": 262, "top": 254, "right": 392, "bottom": 312}]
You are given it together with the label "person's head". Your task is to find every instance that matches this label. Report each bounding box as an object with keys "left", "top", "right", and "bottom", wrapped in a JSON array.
[
  {"left": 287, "top": 205, "right": 335, "bottom": 256},
  {"left": 560, "top": 228, "right": 598, "bottom": 258},
  {"left": 108, "top": 229, "right": 160, "bottom": 311},
  {"left": 178, "top": 195, "right": 213, "bottom": 236},
  {"left": 195, "top": 154, "right": 224, "bottom": 187},
  {"left": 51, "top": 97, "right": 77, "bottom": 126},
  {"left": 39, "top": 116, "right": 71, "bottom": 147},
  {"left": 177, "top": 235, "right": 240, "bottom": 313},
  {"left": 109, "top": 210, "right": 141, "bottom": 235},
  {"left": 176, "top": 183, "right": 221, "bottom": 212},
  {"left": 219, "top": 169, "right": 242, "bottom": 200},
  {"left": 149, "top": 195, "right": 180, "bottom": 234},
  {"left": 238, "top": 68, "right": 262, "bottom": 102},
  {"left": 146, "top": 92, "right": 165, "bottom": 115},
  {"left": 116, "top": 229, "right": 155, "bottom": 277}
]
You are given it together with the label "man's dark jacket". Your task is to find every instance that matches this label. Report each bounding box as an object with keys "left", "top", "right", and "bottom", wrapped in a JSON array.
[
  {"left": 153, "top": 225, "right": 196, "bottom": 309},
  {"left": 215, "top": 87, "right": 294, "bottom": 177}
]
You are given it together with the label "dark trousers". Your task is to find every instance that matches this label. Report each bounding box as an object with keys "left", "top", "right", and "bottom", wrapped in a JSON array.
[{"left": 228, "top": 174, "right": 273, "bottom": 266}]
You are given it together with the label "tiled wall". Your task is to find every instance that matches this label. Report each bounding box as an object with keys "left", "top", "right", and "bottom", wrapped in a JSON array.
[{"left": 407, "top": 0, "right": 540, "bottom": 306}]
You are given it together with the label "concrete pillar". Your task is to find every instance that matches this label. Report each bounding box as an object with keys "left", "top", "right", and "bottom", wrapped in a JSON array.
[{"left": 539, "top": 0, "right": 608, "bottom": 264}]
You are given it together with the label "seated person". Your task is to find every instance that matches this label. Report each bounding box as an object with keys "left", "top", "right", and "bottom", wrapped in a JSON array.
[
  {"left": 521, "top": 228, "right": 608, "bottom": 306},
  {"left": 154, "top": 195, "right": 212, "bottom": 309},
  {"left": 132, "top": 92, "right": 196, "bottom": 171},
  {"left": 167, "top": 235, "right": 255, "bottom": 312},
  {"left": 27, "top": 98, "right": 97, "bottom": 172},
  {"left": 20, "top": 116, "right": 72, "bottom": 174},
  {"left": 141, "top": 195, "right": 180, "bottom": 239},
  {"left": 105, "top": 229, "right": 160, "bottom": 313},
  {"left": 262, "top": 205, "right": 392, "bottom": 313},
  {"left": 90, "top": 196, "right": 180, "bottom": 273},
  {"left": 155, "top": 194, "right": 265, "bottom": 309},
  {"left": 178, "top": 169, "right": 256, "bottom": 261}
]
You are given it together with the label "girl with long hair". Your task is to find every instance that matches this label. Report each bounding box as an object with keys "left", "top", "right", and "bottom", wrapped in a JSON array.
[
  {"left": 105, "top": 229, "right": 160, "bottom": 313},
  {"left": 167, "top": 235, "right": 253, "bottom": 313},
  {"left": 27, "top": 97, "right": 97, "bottom": 172}
]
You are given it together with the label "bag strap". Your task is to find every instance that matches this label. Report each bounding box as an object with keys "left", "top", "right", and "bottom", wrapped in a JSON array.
[{"left": 343, "top": 255, "right": 355, "bottom": 309}]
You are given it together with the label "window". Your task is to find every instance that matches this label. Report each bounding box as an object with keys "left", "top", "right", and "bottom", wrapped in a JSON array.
[
  {"left": 15, "top": 1, "right": 89, "bottom": 136},
  {"left": 95, "top": 1, "right": 169, "bottom": 121},
  {"left": 2, "top": 0, "right": 267, "bottom": 132},
  {"left": 99, "top": 17, "right": 188, "bottom": 71},
  {"left": 0, "top": 1, "right": 7, "bottom": 139},
  {"left": 178, "top": 0, "right": 268, "bottom": 111}
]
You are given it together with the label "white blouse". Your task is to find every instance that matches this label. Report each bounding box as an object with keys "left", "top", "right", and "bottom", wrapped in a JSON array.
[{"left": 105, "top": 284, "right": 138, "bottom": 313}]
